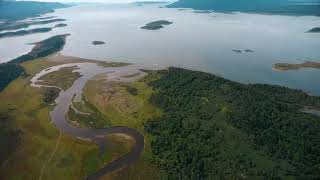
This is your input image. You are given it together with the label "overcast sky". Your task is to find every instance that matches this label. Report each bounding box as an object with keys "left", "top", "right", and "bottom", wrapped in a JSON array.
[{"left": 19, "top": 0, "right": 173, "bottom": 3}]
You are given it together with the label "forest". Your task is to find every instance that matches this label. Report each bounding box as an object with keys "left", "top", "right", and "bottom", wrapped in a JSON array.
[
  {"left": 145, "top": 67, "right": 320, "bottom": 179},
  {"left": 0, "top": 63, "right": 24, "bottom": 92}
]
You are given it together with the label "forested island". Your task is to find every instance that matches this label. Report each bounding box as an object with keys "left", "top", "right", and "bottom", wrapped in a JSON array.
[
  {"left": 167, "top": 0, "right": 320, "bottom": 16},
  {"left": 54, "top": 23, "right": 68, "bottom": 27},
  {"left": 0, "top": 27, "right": 52, "bottom": 39},
  {"left": 141, "top": 20, "right": 173, "bottom": 30},
  {"left": 0, "top": 18, "right": 66, "bottom": 32},
  {"left": 273, "top": 61, "right": 320, "bottom": 71}
]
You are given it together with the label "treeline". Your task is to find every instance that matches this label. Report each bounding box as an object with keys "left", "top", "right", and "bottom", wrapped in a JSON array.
[
  {"left": 144, "top": 67, "right": 320, "bottom": 179},
  {"left": 0, "top": 63, "right": 24, "bottom": 92}
]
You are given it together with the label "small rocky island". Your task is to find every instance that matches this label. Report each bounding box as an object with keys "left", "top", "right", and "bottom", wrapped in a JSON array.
[
  {"left": 307, "top": 27, "right": 320, "bottom": 33},
  {"left": 141, "top": 20, "right": 173, "bottom": 30},
  {"left": 92, "top": 41, "right": 106, "bottom": 45},
  {"left": 273, "top": 61, "right": 320, "bottom": 71},
  {"left": 232, "top": 49, "right": 255, "bottom": 53},
  {"left": 54, "top": 23, "right": 67, "bottom": 28}
]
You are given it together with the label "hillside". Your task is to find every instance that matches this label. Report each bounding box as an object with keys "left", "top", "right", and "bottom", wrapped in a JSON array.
[
  {"left": 167, "top": 0, "right": 320, "bottom": 16},
  {"left": 0, "top": 1, "right": 69, "bottom": 21}
]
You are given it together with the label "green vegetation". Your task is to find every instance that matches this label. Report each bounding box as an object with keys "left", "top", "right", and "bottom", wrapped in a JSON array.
[
  {"left": 0, "top": 57, "right": 137, "bottom": 180},
  {"left": 144, "top": 67, "right": 320, "bottom": 179},
  {"left": 0, "top": 113, "right": 20, "bottom": 167},
  {"left": 68, "top": 99, "right": 111, "bottom": 128},
  {"left": 82, "top": 77, "right": 165, "bottom": 179},
  {"left": 0, "top": 34, "right": 69, "bottom": 94},
  {"left": 125, "top": 86, "right": 138, "bottom": 96},
  {"left": 0, "top": 63, "right": 25, "bottom": 92},
  {"left": 42, "top": 87, "right": 60, "bottom": 104},
  {"left": 82, "top": 134, "right": 133, "bottom": 178},
  {"left": 0, "top": 27, "right": 52, "bottom": 39},
  {"left": 10, "top": 34, "right": 69, "bottom": 64},
  {"left": 39, "top": 66, "right": 81, "bottom": 90},
  {"left": 0, "top": 58, "right": 98, "bottom": 180}
]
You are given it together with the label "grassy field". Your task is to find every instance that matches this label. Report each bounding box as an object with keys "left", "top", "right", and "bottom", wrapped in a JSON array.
[
  {"left": 0, "top": 56, "right": 137, "bottom": 180},
  {"left": 82, "top": 74, "right": 166, "bottom": 179},
  {"left": 38, "top": 66, "right": 81, "bottom": 90}
]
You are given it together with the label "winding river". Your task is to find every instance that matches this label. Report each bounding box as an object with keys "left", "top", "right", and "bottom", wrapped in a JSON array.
[{"left": 30, "top": 62, "right": 165, "bottom": 180}]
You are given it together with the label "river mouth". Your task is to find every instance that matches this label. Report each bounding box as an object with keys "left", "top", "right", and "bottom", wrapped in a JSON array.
[{"left": 30, "top": 57, "right": 166, "bottom": 179}]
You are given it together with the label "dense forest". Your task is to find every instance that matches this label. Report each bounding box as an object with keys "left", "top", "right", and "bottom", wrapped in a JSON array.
[
  {"left": 167, "top": 0, "right": 320, "bottom": 16},
  {"left": 145, "top": 67, "right": 320, "bottom": 179},
  {"left": 0, "top": 63, "right": 24, "bottom": 92}
]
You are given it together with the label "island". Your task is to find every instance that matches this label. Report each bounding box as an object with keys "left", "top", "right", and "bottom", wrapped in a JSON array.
[
  {"left": 273, "top": 61, "right": 320, "bottom": 71},
  {"left": 0, "top": 27, "right": 52, "bottom": 39},
  {"left": 54, "top": 23, "right": 68, "bottom": 28},
  {"left": 92, "top": 41, "right": 106, "bottom": 45},
  {"left": 244, "top": 49, "right": 254, "bottom": 53},
  {"left": 141, "top": 20, "right": 173, "bottom": 30},
  {"left": 307, "top": 27, "right": 320, "bottom": 33},
  {"left": 232, "top": 49, "right": 242, "bottom": 53},
  {"left": 0, "top": 18, "right": 66, "bottom": 32},
  {"left": 31, "top": 16, "right": 57, "bottom": 21}
]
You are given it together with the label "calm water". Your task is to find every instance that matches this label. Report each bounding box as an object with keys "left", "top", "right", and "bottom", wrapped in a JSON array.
[{"left": 1, "top": 3, "right": 320, "bottom": 94}]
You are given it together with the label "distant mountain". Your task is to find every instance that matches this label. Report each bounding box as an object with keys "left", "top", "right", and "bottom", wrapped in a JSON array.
[
  {"left": 0, "top": 1, "right": 70, "bottom": 21},
  {"left": 167, "top": 0, "right": 320, "bottom": 16}
]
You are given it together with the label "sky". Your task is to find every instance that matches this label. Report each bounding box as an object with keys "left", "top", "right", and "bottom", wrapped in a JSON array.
[{"left": 18, "top": 0, "right": 172, "bottom": 3}]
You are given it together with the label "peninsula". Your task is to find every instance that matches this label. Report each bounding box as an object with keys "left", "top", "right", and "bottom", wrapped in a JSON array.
[
  {"left": 307, "top": 27, "right": 320, "bottom": 33},
  {"left": 273, "top": 61, "right": 320, "bottom": 71}
]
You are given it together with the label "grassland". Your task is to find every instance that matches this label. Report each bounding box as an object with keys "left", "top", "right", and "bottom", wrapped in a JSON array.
[
  {"left": 0, "top": 56, "right": 136, "bottom": 180},
  {"left": 38, "top": 66, "right": 81, "bottom": 90},
  {"left": 81, "top": 73, "right": 165, "bottom": 179}
]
